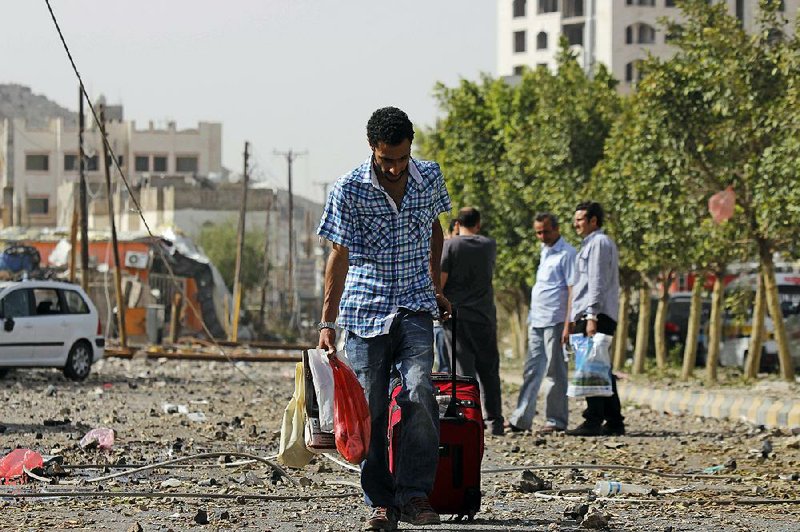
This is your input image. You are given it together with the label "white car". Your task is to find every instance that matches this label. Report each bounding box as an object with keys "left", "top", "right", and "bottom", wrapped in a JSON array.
[{"left": 0, "top": 280, "right": 104, "bottom": 380}]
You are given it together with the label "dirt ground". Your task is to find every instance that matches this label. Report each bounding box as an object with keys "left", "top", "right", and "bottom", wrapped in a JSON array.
[{"left": 1, "top": 356, "right": 799, "bottom": 532}]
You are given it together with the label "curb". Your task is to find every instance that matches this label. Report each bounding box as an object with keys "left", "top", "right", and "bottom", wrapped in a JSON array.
[{"left": 617, "top": 383, "right": 800, "bottom": 430}]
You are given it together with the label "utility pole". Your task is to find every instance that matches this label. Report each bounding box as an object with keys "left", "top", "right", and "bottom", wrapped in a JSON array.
[
  {"left": 258, "top": 189, "right": 274, "bottom": 333},
  {"left": 230, "top": 141, "right": 250, "bottom": 342},
  {"left": 79, "top": 87, "right": 89, "bottom": 292},
  {"left": 274, "top": 149, "right": 306, "bottom": 328},
  {"left": 100, "top": 106, "right": 126, "bottom": 349}
]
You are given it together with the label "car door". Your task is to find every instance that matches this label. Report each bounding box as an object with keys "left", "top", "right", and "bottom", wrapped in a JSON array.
[
  {"left": 30, "top": 288, "right": 69, "bottom": 364},
  {"left": 59, "top": 288, "right": 93, "bottom": 361},
  {"left": 0, "top": 288, "right": 38, "bottom": 365}
]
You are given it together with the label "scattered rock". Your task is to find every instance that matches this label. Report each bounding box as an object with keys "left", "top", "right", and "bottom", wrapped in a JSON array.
[
  {"left": 513, "top": 470, "right": 551, "bottom": 493},
  {"left": 580, "top": 508, "right": 610, "bottom": 529},
  {"left": 193, "top": 509, "right": 209, "bottom": 525},
  {"left": 160, "top": 478, "right": 182, "bottom": 488},
  {"left": 564, "top": 503, "right": 590, "bottom": 521},
  {"left": 126, "top": 523, "right": 143, "bottom": 532},
  {"left": 44, "top": 385, "right": 56, "bottom": 397}
]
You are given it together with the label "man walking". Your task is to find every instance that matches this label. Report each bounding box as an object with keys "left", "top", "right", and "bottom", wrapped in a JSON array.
[
  {"left": 565, "top": 201, "right": 625, "bottom": 437},
  {"left": 508, "top": 213, "right": 575, "bottom": 434},
  {"left": 317, "top": 107, "right": 451, "bottom": 531},
  {"left": 440, "top": 207, "right": 504, "bottom": 436}
]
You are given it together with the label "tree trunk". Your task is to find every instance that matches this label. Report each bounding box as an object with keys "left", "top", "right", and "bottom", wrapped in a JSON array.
[
  {"left": 614, "top": 283, "right": 632, "bottom": 370},
  {"left": 653, "top": 271, "right": 673, "bottom": 371},
  {"left": 705, "top": 269, "right": 725, "bottom": 383},
  {"left": 681, "top": 275, "right": 704, "bottom": 380},
  {"left": 633, "top": 280, "right": 651, "bottom": 375},
  {"left": 744, "top": 270, "right": 766, "bottom": 380},
  {"left": 503, "top": 289, "right": 529, "bottom": 361},
  {"left": 758, "top": 243, "right": 796, "bottom": 380}
]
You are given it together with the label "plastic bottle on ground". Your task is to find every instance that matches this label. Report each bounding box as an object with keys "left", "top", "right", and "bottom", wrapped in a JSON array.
[{"left": 594, "top": 480, "right": 653, "bottom": 496}]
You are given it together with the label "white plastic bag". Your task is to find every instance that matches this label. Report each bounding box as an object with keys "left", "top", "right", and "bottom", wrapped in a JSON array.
[
  {"left": 307, "top": 348, "right": 335, "bottom": 432},
  {"left": 567, "top": 333, "right": 614, "bottom": 398}
]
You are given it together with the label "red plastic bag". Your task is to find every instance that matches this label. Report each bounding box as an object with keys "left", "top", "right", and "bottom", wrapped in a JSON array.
[
  {"left": 709, "top": 186, "right": 735, "bottom": 223},
  {"left": 0, "top": 448, "right": 44, "bottom": 485},
  {"left": 331, "top": 357, "right": 371, "bottom": 464}
]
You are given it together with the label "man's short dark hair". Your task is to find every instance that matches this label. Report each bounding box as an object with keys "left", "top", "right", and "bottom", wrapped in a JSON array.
[
  {"left": 457, "top": 207, "right": 481, "bottom": 229},
  {"left": 367, "top": 107, "right": 414, "bottom": 147},
  {"left": 576, "top": 201, "right": 604, "bottom": 227},
  {"left": 448, "top": 218, "right": 458, "bottom": 234},
  {"left": 534, "top": 212, "right": 559, "bottom": 229}
]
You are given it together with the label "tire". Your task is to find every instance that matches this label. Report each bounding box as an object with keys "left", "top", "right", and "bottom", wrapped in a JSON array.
[
  {"left": 64, "top": 340, "right": 93, "bottom": 381},
  {"left": 0, "top": 368, "right": 10, "bottom": 379}
]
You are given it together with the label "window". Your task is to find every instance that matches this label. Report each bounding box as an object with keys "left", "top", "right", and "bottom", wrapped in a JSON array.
[
  {"left": 61, "top": 290, "right": 90, "bottom": 314},
  {"left": 538, "top": 0, "right": 558, "bottom": 13},
  {"left": 33, "top": 289, "right": 63, "bottom": 315},
  {"left": 25, "top": 154, "right": 49, "bottom": 172},
  {"left": 27, "top": 198, "right": 49, "bottom": 215},
  {"left": 537, "top": 31, "right": 548, "bottom": 49},
  {"left": 563, "top": 23, "right": 584, "bottom": 45},
  {"left": 627, "top": 0, "right": 655, "bottom": 5},
  {"left": 153, "top": 156, "right": 167, "bottom": 172},
  {"left": 176, "top": 156, "right": 198, "bottom": 173},
  {"left": 514, "top": 30, "right": 527, "bottom": 53},
  {"left": 563, "top": 0, "right": 584, "bottom": 17},
  {"left": 513, "top": 65, "right": 525, "bottom": 75},
  {"left": 626, "top": 23, "right": 656, "bottom": 44},
  {"left": 64, "top": 154, "right": 78, "bottom": 171},
  {"left": 625, "top": 61, "right": 644, "bottom": 83},
  {"left": 86, "top": 155, "right": 99, "bottom": 172},
  {"left": 639, "top": 24, "right": 656, "bottom": 44},
  {"left": 135, "top": 156, "right": 150, "bottom": 172},
  {"left": 665, "top": 0, "right": 676, "bottom": 6},
  {"left": 1, "top": 290, "right": 32, "bottom": 318},
  {"left": 513, "top": 0, "right": 526, "bottom": 17}
]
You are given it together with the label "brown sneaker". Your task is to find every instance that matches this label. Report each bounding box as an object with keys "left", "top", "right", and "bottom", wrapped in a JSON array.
[
  {"left": 364, "top": 506, "right": 398, "bottom": 531},
  {"left": 399, "top": 496, "right": 441, "bottom": 526}
]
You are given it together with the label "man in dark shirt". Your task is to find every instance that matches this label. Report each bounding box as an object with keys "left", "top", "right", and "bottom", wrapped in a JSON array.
[{"left": 441, "top": 207, "right": 504, "bottom": 435}]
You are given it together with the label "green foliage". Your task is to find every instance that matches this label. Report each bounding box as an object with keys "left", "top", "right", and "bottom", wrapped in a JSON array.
[
  {"left": 419, "top": 41, "right": 621, "bottom": 302},
  {"left": 198, "top": 220, "right": 266, "bottom": 292}
]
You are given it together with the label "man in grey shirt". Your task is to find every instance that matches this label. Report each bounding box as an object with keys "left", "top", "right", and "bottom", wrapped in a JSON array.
[
  {"left": 566, "top": 201, "right": 625, "bottom": 437},
  {"left": 441, "top": 207, "right": 504, "bottom": 436},
  {"left": 508, "top": 213, "right": 576, "bottom": 434}
]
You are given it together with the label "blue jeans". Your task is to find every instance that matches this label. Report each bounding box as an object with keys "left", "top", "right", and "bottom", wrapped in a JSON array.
[
  {"left": 509, "top": 322, "right": 568, "bottom": 430},
  {"left": 345, "top": 310, "right": 439, "bottom": 508},
  {"left": 433, "top": 321, "right": 450, "bottom": 373}
]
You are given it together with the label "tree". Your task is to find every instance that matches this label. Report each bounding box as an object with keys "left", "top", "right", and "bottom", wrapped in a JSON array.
[
  {"left": 641, "top": 0, "right": 800, "bottom": 379},
  {"left": 420, "top": 42, "right": 621, "bottom": 357},
  {"left": 198, "top": 220, "right": 266, "bottom": 294}
]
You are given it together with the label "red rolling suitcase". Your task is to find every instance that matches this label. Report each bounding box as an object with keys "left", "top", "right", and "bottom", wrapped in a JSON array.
[{"left": 387, "top": 310, "right": 484, "bottom": 520}]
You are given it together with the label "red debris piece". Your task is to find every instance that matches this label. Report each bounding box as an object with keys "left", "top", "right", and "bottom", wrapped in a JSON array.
[
  {"left": 709, "top": 186, "right": 735, "bottom": 223},
  {"left": 0, "top": 448, "right": 44, "bottom": 484},
  {"left": 80, "top": 427, "right": 115, "bottom": 450}
]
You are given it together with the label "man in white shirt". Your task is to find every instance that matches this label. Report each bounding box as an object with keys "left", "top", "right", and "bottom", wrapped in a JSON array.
[{"left": 508, "top": 213, "right": 576, "bottom": 434}]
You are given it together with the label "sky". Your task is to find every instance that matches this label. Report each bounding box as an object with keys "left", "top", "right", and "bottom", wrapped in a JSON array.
[{"left": 5, "top": 0, "right": 497, "bottom": 203}]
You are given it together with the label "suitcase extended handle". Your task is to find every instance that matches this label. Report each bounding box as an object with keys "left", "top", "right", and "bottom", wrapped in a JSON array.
[{"left": 444, "top": 307, "right": 459, "bottom": 419}]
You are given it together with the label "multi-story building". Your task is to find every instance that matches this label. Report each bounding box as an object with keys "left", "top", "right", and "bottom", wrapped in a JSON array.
[
  {"left": 0, "top": 98, "right": 223, "bottom": 228},
  {"left": 498, "top": 0, "right": 798, "bottom": 90}
]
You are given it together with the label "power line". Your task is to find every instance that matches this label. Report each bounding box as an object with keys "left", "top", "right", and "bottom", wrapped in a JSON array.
[{"left": 42, "top": 0, "right": 261, "bottom": 384}]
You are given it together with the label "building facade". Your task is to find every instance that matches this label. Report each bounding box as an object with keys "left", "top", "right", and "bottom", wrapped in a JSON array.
[
  {"left": 0, "top": 104, "right": 222, "bottom": 228},
  {"left": 498, "top": 0, "right": 798, "bottom": 90}
]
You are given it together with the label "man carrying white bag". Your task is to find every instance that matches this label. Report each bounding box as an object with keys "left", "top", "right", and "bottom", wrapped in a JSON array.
[{"left": 565, "top": 201, "right": 626, "bottom": 437}]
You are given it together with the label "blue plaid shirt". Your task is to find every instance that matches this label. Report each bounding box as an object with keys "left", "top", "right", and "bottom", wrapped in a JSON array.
[{"left": 317, "top": 157, "right": 451, "bottom": 338}]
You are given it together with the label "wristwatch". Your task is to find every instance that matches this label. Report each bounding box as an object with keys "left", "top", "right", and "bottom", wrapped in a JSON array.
[
  {"left": 585, "top": 314, "right": 597, "bottom": 321},
  {"left": 318, "top": 321, "right": 336, "bottom": 331}
]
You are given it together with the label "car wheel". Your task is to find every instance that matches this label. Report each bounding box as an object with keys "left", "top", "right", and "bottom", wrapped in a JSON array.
[
  {"left": 64, "top": 340, "right": 93, "bottom": 381},
  {"left": 0, "top": 368, "right": 10, "bottom": 379}
]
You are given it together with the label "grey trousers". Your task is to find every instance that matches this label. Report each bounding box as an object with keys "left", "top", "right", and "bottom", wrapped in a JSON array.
[
  {"left": 509, "top": 322, "right": 568, "bottom": 430},
  {"left": 442, "top": 318, "right": 504, "bottom": 431}
]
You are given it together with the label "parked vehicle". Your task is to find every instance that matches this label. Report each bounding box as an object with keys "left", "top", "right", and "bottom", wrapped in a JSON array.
[
  {"left": 0, "top": 280, "right": 104, "bottom": 380},
  {"left": 664, "top": 291, "right": 710, "bottom": 366},
  {"left": 719, "top": 273, "right": 800, "bottom": 372}
]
